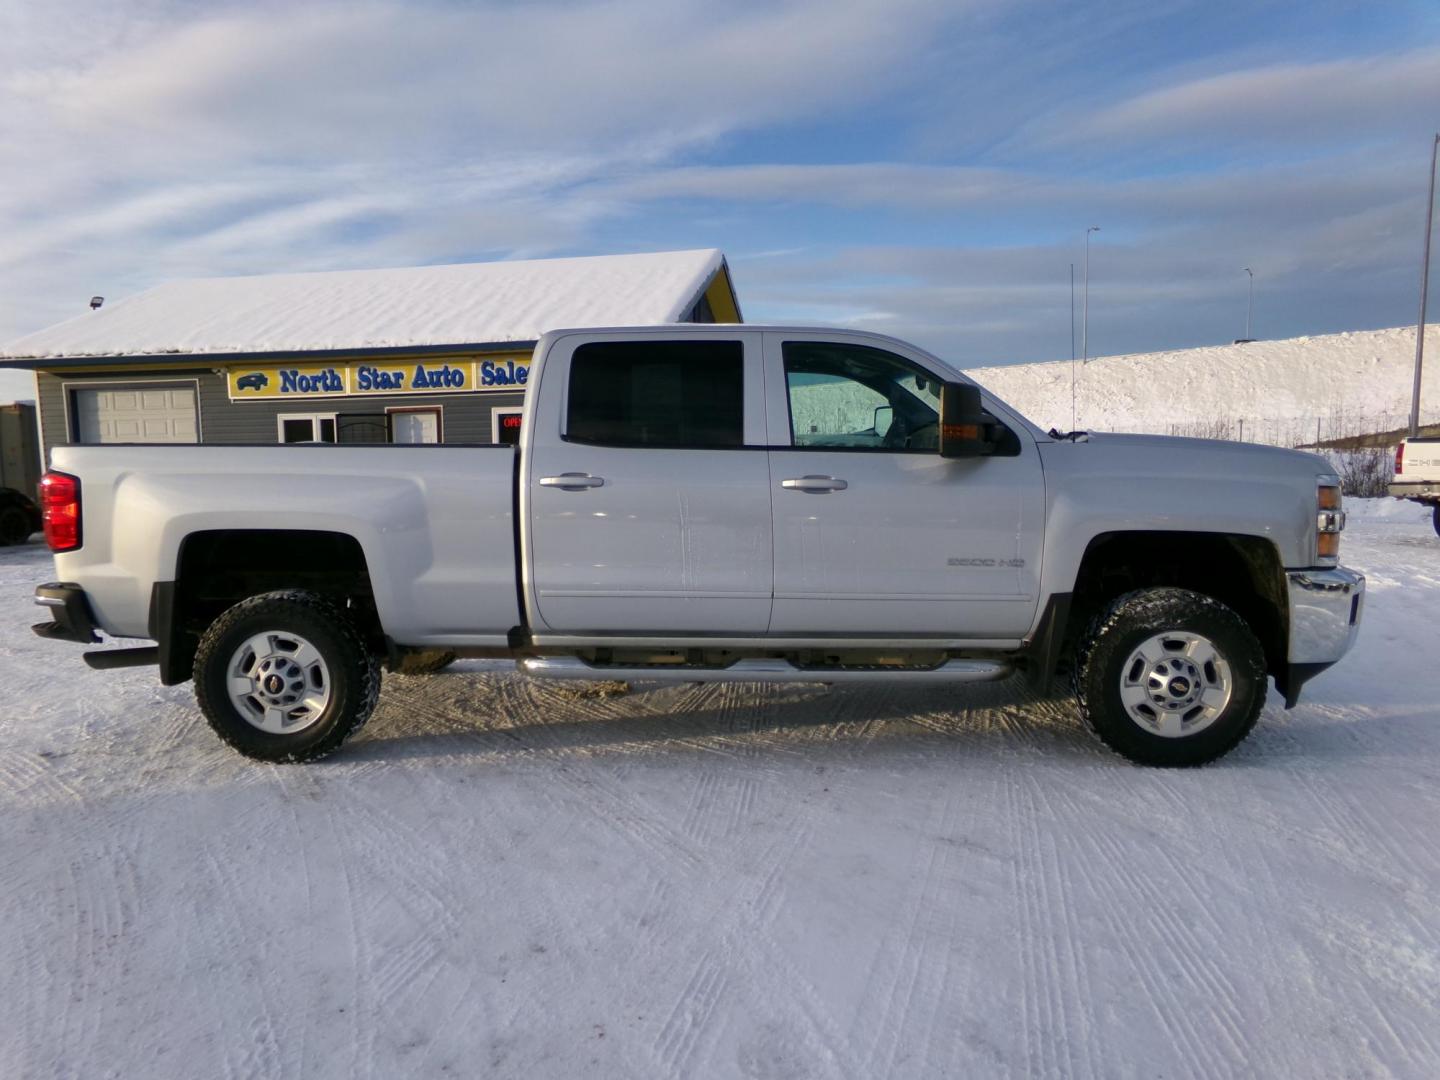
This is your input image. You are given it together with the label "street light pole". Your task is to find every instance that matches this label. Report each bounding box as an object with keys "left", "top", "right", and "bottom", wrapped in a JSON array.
[
  {"left": 1082, "top": 226, "right": 1100, "bottom": 365},
  {"left": 1411, "top": 133, "right": 1439, "bottom": 439},
  {"left": 1070, "top": 262, "right": 1076, "bottom": 429},
  {"left": 1243, "top": 267, "right": 1254, "bottom": 341}
]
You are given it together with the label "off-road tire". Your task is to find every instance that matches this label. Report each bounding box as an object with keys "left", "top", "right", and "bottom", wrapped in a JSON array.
[
  {"left": 194, "top": 590, "right": 381, "bottom": 762},
  {"left": 1074, "top": 587, "right": 1266, "bottom": 767},
  {"left": 1432, "top": 505, "right": 1439, "bottom": 538},
  {"left": 392, "top": 650, "right": 458, "bottom": 675},
  {"left": 0, "top": 505, "right": 31, "bottom": 546}
]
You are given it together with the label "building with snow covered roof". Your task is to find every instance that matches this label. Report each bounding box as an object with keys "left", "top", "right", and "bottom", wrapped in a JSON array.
[{"left": 0, "top": 249, "right": 741, "bottom": 457}]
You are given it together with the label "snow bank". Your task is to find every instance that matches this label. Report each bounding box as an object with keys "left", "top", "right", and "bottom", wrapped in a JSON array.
[
  {"left": 0, "top": 249, "right": 728, "bottom": 360},
  {"left": 967, "top": 325, "right": 1440, "bottom": 444},
  {"left": 1344, "top": 496, "right": 1433, "bottom": 522}
]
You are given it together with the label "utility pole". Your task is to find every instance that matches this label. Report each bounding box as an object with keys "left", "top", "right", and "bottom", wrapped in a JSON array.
[
  {"left": 1082, "top": 226, "right": 1100, "bottom": 365},
  {"left": 1070, "top": 263, "right": 1076, "bottom": 363},
  {"left": 1070, "top": 263, "right": 1076, "bottom": 429},
  {"left": 1242, "top": 267, "right": 1254, "bottom": 341},
  {"left": 1412, "top": 133, "right": 1439, "bottom": 438}
]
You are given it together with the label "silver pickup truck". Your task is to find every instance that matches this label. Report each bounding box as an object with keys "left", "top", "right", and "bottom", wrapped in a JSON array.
[{"left": 32, "top": 325, "right": 1364, "bottom": 766}]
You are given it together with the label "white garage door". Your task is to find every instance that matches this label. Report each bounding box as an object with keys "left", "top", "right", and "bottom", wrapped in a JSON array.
[{"left": 74, "top": 386, "right": 198, "bottom": 444}]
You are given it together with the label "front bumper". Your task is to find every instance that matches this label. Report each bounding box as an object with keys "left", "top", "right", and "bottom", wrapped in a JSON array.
[
  {"left": 1277, "top": 566, "right": 1364, "bottom": 707},
  {"left": 32, "top": 582, "right": 101, "bottom": 645},
  {"left": 1287, "top": 566, "right": 1364, "bottom": 664}
]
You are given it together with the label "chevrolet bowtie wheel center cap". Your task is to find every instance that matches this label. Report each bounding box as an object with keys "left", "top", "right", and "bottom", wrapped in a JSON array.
[{"left": 227, "top": 631, "right": 333, "bottom": 735}]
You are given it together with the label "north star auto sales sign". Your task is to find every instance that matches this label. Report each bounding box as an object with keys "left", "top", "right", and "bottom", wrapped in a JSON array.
[{"left": 226, "top": 355, "right": 530, "bottom": 400}]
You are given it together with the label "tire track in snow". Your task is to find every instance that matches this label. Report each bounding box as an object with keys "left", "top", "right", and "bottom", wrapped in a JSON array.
[
  {"left": 655, "top": 950, "right": 730, "bottom": 1075},
  {"left": 1067, "top": 822, "right": 1251, "bottom": 1076},
  {"left": 858, "top": 794, "right": 957, "bottom": 1077},
  {"left": 1004, "top": 771, "right": 1070, "bottom": 1079},
  {"left": 625, "top": 682, "right": 901, "bottom": 1076},
  {"left": 1016, "top": 770, "right": 1112, "bottom": 1080},
  {"left": 199, "top": 844, "right": 287, "bottom": 1080}
]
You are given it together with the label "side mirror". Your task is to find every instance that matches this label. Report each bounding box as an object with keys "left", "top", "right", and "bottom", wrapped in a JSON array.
[
  {"left": 872, "top": 405, "right": 893, "bottom": 436},
  {"left": 939, "top": 382, "right": 990, "bottom": 458}
]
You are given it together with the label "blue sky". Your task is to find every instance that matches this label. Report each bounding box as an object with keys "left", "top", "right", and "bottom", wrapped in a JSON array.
[{"left": 2, "top": 0, "right": 1438, "bottom": 402}]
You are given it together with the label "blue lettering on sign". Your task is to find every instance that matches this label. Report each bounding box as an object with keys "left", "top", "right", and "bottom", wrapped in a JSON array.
[
  {"left": 480, "top": 360, "right": 529, "bottom": 387},
  {"left": 410, "top": 364, "right": 466, "bottom": 390},
  {"left": 356, "top": 365, "right": 405, "bottom": 391},
  {"left": 279, "top": 368, "right": 343, "bottom": 394}
]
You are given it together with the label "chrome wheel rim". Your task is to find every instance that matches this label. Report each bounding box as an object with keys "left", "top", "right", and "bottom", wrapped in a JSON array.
[
  {"left": 227, "top": 631, "right": 332, "bottom": 734},
  {"left": 1118, "top": 631, "right": 1232, "bottom": 738}
]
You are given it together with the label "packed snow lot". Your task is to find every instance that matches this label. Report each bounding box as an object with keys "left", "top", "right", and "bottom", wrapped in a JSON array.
[{"left": 2, "top": 503, "right": 1438, "bottom": 1079}]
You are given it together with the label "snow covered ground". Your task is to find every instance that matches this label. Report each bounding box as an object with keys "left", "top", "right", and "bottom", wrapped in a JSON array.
[{"left": 2, "top": 503, "right": 1438, "bottom": 1079}]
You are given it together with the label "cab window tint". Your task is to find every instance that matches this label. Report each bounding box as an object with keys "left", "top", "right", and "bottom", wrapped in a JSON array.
[
  {"left": 567, "top": 340, "right": 744, "bottom": 447},
  {"left": 783, "top": 341, "right": 941, "bottom": 451}
]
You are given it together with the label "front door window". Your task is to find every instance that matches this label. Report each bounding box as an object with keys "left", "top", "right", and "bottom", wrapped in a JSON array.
[{"left": 784, "top": 342, "right": 941, "bottom": 451}]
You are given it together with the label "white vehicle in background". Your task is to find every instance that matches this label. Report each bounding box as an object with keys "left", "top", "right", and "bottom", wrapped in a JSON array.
[
  {"left": 31, "top": 325, "right": 1364, "bottom": 767},
  {"left": 1391, "top": 436, "right": 1440, "bottom": 536}
]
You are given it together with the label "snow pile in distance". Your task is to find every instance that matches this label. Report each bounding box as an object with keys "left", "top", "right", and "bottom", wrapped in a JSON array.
[{"left": 966, "top": 324, "right": 1440, "bottom": 444}]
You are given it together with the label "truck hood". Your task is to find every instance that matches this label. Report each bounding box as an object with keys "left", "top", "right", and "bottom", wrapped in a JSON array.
[
  {"left": 1034, "top": 431, "right": 1335, "bottom": 571},
  {"left": 1042, "top": 432, "right": 1335, "bottom": 482}
]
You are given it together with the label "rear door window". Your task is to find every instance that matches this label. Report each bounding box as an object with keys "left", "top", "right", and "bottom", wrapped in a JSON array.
[{"left": 566, "top": 340, "right": 744, "bottom": 448}]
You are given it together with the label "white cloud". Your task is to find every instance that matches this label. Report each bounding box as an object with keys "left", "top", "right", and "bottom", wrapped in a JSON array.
[
  {"left": 0, "top": 0, "right": 974, "bottom": 340},
  {"left": 1073, "top": 46, "right": 1440, "bottom": 145}
]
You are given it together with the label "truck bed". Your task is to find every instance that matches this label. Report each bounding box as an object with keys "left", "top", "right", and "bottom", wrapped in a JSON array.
[{"left": 49, "top": 443, "right": 522, "bottom": 646}]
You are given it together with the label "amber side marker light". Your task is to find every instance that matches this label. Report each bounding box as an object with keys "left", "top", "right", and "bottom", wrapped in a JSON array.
[
  {"left": 1317, "top": 484, "right": 1343, "bottom": 560},
  {"left": 40, "top": 471, "right": 82, "bottom": 553}
]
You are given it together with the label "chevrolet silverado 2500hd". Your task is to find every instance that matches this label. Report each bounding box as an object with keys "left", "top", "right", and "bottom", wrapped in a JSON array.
[
  {"left": 1390, "top": 436, "right": 1440, "bottom": 536},
  {"left": 32, "top": 326, "right": 1364, "bottom": 766}
]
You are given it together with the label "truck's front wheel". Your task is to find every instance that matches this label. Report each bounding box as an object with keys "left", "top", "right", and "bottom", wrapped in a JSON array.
[
  {"left": 193, "top": 591, "right": 381, "bottom": 762},
  {"left": 1075, "top": 588, "right": 1266, "bottom": 767}
]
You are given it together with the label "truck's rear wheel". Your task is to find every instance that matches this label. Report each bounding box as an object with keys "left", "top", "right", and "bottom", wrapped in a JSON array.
[
  {"left": 194, "top": 591, "right": 380, "bottom": 762},
  {"left": 1075, "top": 588, "right": 1266, "bottom": 767}
]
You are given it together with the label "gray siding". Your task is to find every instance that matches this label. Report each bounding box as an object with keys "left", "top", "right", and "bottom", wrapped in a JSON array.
[{"left": 35, "top": 368, "right": 524, "bottom": 461}]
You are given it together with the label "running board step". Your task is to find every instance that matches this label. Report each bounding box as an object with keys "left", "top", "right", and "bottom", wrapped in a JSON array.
[
  {"left": 83, "top": 646, "right": 160, "bottom": 670},
  {"left": 518, "top": 656, "right": 1013, "bottom": 684}
]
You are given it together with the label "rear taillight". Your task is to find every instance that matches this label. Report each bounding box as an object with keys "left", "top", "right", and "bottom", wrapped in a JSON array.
[
  {"left": 40, "top": 471, "right": 81, "bottom": 552},
  {"left": 1395, "top": 442, "right": 1405, "bottom": 475}
]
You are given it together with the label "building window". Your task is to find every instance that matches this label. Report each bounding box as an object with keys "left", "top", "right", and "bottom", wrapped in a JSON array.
[
  {"left": 277, "top": 413, "right": 338, "bottom": 443},
  {"left": 565, "top": 340, "right": 744, "bottom": 448},
  {"left": 387, "top": 407, "right": 442, "bottom": 444},
  {"left": 491, "top": 407, "right": 524, "bottom": 445}
]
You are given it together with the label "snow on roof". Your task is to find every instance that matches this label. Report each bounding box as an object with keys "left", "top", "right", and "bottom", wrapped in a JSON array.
[
  {"left": 966, "top": 324, "right": 1440, "bottom": 439},
  {"left": 1, "top": 249, "right": 730, "bottom": 361}
]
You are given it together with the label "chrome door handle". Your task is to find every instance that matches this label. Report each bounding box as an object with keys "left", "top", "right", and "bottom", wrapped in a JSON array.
[
  {"left": 539, "top": 473, "right": 605, "bottom": 491},
  {"left": 781, "top": 475, "right": 848, "bottom": 493}
]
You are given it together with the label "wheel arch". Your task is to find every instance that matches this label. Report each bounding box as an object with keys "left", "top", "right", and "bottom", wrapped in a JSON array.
[
  {"left": 1037, "top": 530, "right": 1289, "bottom": 687},
  {"left": 155, "top": 529, "right": 380, "bottom": 685}
]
